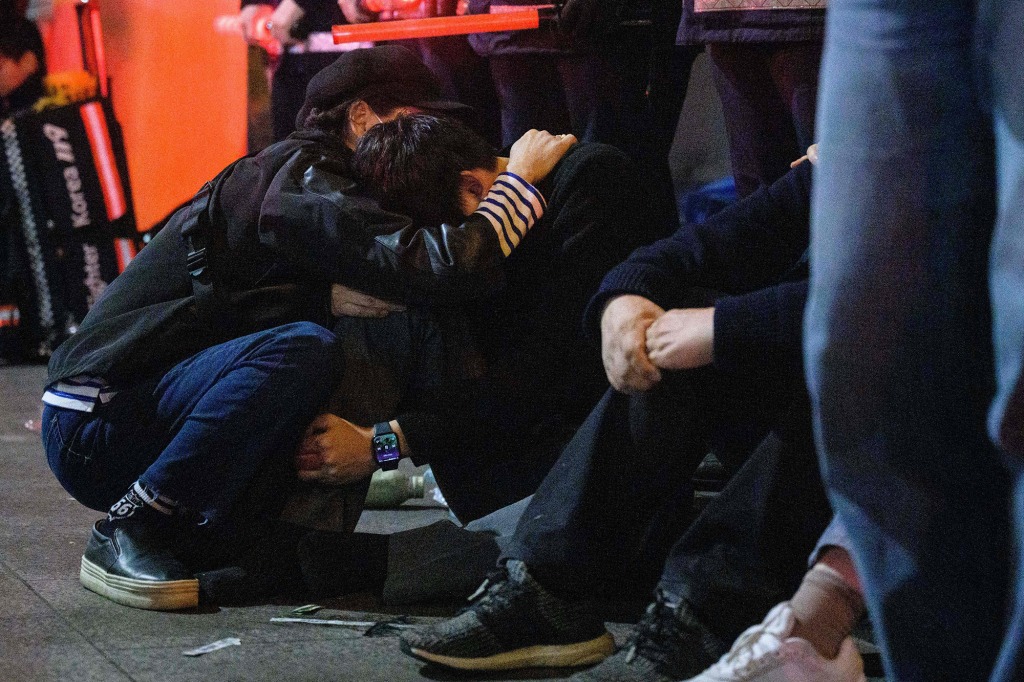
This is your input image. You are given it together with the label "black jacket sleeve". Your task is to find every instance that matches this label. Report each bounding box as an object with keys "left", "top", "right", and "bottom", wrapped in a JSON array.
[
  {"left": 254, "top": 147, "right": 512, "bottom": 306},
  {"left": 712, "top": 279, "right": 808, "bottom": 388},
  {"left": 582, "top": 160, "right": 812, "bottom": 337}
]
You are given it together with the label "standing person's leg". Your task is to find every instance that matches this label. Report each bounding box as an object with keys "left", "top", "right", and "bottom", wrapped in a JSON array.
[
  {"left": 767, "top": 41, "right": 822, "bottom": 153},
  {"left": 805, "top": 1, "right": 1010, "bottom": 678},
  {"left": 488, "top": 54, "right": 571, "bottom": 147},
  {"left": 556, "top": 51, "right": 626, "bottom": 147},
  {"left": 416, "top": 36, "right": 503, "bottom": 146},
  {"left": 271, "top": 52, "right": 337, "bottom": 142},
  {"left": 556, "top": 42, "right": 697, "bottom": 236},
  {"left": 706, "top": 43, "right": 801, "bottom": 198},
  {"left": 983, "top": 2, "right": 1024, "bottom": 679}
]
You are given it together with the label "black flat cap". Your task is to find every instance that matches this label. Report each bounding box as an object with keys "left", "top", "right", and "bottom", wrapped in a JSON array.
[{"left": 295, "top": 44, "right": 471, "bottom": 129}]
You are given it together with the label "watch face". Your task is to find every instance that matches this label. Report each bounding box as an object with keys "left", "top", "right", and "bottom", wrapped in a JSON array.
[{"left": 373, "top": 433, "right": 400, "bottom": 464}]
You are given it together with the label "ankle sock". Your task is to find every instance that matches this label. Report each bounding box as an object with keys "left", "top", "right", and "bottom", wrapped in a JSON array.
[
  {"left": 108, "top": 481, "right": 180, "bottom": 521},
  {"left": 789, "top": 564, "right": 866, "bottom": 659}
]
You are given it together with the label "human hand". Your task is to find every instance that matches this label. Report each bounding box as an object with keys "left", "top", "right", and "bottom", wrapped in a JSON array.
[
  {"left": 339, "top": 0, "right": 378, "bottom": 24},
  {"left": 295, "top": 414, "right": 377, "bottom": 484},
  {"left": 236, "top": 4, "right": 274, "bottom": 43},
  {"left": 505, "top": 130, "right": 577, "bottom": 186},
  {"left": 268, "top": 0, "right": 305, "bottom": 45},
  {"left": 331, "top": 283, "right": 406, "bottom": 317},
  {"left": 645, "top": 307, "right": 715, "bottom": 371},
  {"left": 790, "top": 143, "right": 820, "bottom": 168},
  {"left": 601, "top": 295, "right": 665, "bottom": 393}
]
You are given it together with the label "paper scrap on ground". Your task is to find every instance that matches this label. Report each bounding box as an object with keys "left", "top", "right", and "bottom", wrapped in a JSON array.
[
  {"left": 272, "top": 617, "right": 377, "bottom": 627},
  {"left": 290, "top": 604, "right": 324, "bottom": 615},
  {"left": 270, "top": 616, "right": 416, "bottom": 636},
  {"left": 182, "top": 637, "right": 241, "bottom": 657}
]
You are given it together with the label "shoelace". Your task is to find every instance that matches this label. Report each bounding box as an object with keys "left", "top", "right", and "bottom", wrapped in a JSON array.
[
  {"left": 624, "top": 598, "right": 685, "bottom": 667},
  {"left": 458, "top": 565, "right": 511, "bottom": 615},
  {"left": 707, "top": 613, "right": 787, "bottom": 678}
]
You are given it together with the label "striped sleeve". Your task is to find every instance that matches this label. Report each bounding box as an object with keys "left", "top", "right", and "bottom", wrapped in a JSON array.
[
  {"left": 473, "top": 171, "right": 547, "bottom": 256},
  {"left": 42, "top": 376, "right": 116, "bottom": 412}
]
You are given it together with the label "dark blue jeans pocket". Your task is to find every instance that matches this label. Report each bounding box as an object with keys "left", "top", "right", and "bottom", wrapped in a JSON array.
[{"left": 42, "top": 405, "right": 111, "bottom": 512}]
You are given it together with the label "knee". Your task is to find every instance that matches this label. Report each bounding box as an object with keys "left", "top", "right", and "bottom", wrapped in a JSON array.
[
  {"left": 276, "top": 321, "right": 337, "bottom": 349},
  {"left": 264, "top": 322, "right": 342, "bottom": 387}
]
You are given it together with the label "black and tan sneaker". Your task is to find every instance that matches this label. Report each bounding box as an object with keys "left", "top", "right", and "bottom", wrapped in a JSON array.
[
  {"left": 569, "top": 591, "right": 727, "bottom": 682},
  {"left": 80, "top": 518, "right": 199, "bottom": 611},
  {"left": 399, "top": 560, "right": 615, "bottom": 671}
]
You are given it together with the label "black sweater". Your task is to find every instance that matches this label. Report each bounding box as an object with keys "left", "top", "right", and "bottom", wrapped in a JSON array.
[{"left": 584, "top": 161, "right": 811, "bottom": 392}]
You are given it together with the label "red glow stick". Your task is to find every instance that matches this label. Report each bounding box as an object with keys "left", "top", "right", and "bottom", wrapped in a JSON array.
[
  {"left": 332, "top": 10, "right": 540, "bottom": 44},
  {"left": 76, "top": 0, "right": 109, "bottom": 97}
]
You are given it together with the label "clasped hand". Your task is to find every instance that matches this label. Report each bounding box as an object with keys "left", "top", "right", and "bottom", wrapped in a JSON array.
[
  {"left": 294, "top": 414, "right": 377, "bottom": 485},
  {"left": 600, "top": 295, "right": 714, "bottom": 394}
]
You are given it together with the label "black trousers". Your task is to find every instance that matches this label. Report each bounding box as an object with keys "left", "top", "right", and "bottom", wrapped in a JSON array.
[
  {"left": 499, "top": 372, "right": 833, "bottom": 644},
  {"left": 488, "top": 40, "right": 699, "bottom": 232},
  {"left": 412, "top": 36, "right": 503, "bottom": 147}
]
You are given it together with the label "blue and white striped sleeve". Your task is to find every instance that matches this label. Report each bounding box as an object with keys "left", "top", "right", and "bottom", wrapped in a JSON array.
[{"left": 473, "top": 171, "right": 547, "bottom": 256}]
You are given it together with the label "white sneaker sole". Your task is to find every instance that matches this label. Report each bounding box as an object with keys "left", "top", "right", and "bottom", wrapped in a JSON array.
[
  {"left": 409, "top": 631, "right": 615, "bottom": 671},
  {"left": 80, "top": 556, "right": 199, "bottom": 611}
]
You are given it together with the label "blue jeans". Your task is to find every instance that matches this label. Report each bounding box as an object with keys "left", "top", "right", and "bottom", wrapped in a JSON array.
[
  {"left": 43, "top": 322, "right": 340, "bottom": 526},
  {"left": 805, "top": 1, "right": 1024, "bottom": 679}
]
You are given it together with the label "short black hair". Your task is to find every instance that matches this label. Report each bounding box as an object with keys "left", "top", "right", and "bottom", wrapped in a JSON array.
[
  {"left": 0, "top": 14, "right": 45, "bottom": 67},
  {"left": 352, "top": 114, "right": 497, "bottom": 226}
]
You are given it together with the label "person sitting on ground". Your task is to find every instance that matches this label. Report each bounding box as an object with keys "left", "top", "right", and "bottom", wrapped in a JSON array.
[
  {"left": 39, "top": 45, "right": 576, "bottom": 612},
  {"left": 198, "top": 112, "right": 670, "bottom": 604},
  {"left": 334, "top": 114, "right": 660, "bottom": 510},
  {"left": 393, "top": 147, "right": 860, "bottom": 681}
]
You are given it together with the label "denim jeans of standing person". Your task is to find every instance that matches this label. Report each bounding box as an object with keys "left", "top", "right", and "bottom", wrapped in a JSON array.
[
  {"left": 43, "top": 322, "right": 341, "bottom": 546},
  {"left": 805, "top": 1, "right": 1024, "bottom": 679},
  {"left": 983, "top": 3, "right": 1024, "bottom": 679}
]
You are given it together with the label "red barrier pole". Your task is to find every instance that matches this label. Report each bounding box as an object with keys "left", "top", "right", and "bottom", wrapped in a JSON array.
[{"left": 332, "top": 9, "right": 541, "bottom": 44}]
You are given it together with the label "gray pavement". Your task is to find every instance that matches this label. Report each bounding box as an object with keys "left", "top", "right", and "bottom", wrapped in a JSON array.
[
  {"left": 0, "top": 364, "right": 640, "bottom": 682},
  {"left": 0, "top": 364, "right": 885, "bottom": 682}
]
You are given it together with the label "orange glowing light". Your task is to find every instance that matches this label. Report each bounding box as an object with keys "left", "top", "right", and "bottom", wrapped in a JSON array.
[
  {"left": 332, "top": 9, "right": 540, "bottom": 44},
  {"left": 361, "top": 0, "right": 422, "bottom": 12}
]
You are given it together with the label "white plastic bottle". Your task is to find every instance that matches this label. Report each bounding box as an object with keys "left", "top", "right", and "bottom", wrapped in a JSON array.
[{"left": 364, "top": 470, "right": 425, "bottom": 508}]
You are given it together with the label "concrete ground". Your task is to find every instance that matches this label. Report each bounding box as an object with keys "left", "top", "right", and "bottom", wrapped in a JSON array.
[{"left": 0, "top": 364, "right": 885, "bottom": 681}]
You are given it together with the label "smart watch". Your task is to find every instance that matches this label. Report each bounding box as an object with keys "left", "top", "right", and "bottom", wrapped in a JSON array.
[{"left": 371, "top": 421, "right": 401, "bottom": 471}]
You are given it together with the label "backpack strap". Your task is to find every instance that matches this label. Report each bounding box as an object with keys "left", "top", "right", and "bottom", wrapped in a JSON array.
[{"left": 179, "top": 162, "right": 239, "bottom": 331}]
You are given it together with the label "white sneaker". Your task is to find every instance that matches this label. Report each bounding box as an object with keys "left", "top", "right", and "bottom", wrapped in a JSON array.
[{"left": 682, "top": 603, "right": 867, "bottom": 682}]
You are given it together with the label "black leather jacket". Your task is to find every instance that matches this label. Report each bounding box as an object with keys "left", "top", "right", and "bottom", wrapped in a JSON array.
[{"left": 47, "top": 128, "right": 509, "bottom": 385}]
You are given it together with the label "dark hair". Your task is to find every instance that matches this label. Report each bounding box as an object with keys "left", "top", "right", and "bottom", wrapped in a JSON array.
[
  {"left": 299, "top": 94, "right": 403, "bottom": 135},
  {"left": 0, "top": 14, "right": 46, "bottom": 68},
  {"left": 352, "top": 114, "right": 497, "bottom": 226}
]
